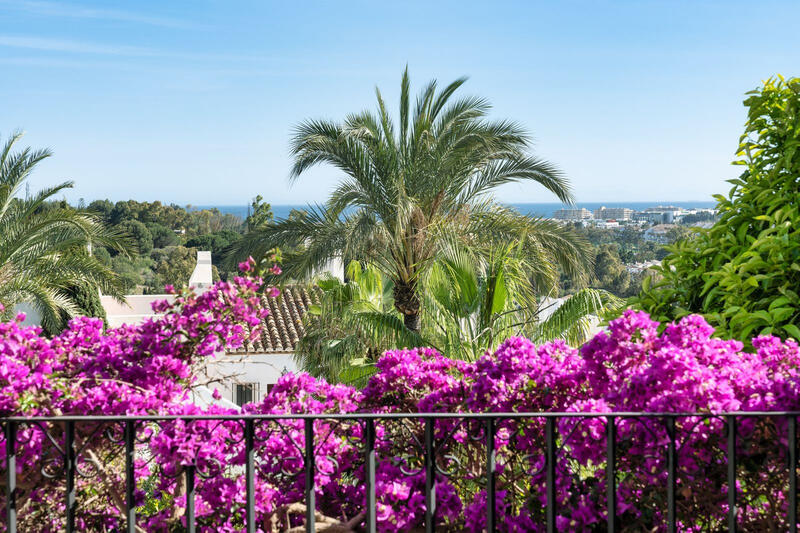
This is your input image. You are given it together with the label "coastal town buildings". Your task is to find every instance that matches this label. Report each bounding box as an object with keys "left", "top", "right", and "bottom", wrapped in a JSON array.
[
  {"left": 593, "top": 206, "right": 633, "bottom": 221},
  {"left": 553, "top": 208, "right": 593, "bottom": 221},
  {"left": 644, "top": 224, "right": 677, "bottom": 243}
]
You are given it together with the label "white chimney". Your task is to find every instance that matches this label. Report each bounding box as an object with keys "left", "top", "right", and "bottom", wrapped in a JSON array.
[{"left": 189, "top": 251, "right": 213, "bottom": 292}]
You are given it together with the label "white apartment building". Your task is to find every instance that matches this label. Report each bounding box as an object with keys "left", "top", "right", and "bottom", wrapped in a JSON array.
[
  {"left": 593, "top": 206, "right": 633, "bottom": 221},
  {"left": 553, "top": 208, "right": 593, "bottom": 221}
]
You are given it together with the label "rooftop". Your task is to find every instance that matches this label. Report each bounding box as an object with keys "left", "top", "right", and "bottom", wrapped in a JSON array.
[{"left": 228, "top": 285, "right": 322, "bottom": 354}]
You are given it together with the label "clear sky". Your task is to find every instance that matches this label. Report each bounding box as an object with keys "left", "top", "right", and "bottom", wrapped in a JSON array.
[{"left": 1, "top": 1, "right": 798, "bottom": 206}]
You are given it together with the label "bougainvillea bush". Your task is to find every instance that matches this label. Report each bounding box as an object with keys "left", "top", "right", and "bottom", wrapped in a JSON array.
[{"left": 1, "top": 264, "right": 800, "bottom": 531}]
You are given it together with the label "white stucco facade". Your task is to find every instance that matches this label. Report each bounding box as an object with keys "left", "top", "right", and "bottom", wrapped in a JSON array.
[
  {"left": 97, "top": 250, "right": 303, "bottom": 407},
  {"left": 202, "top": 352, "right": 298, "bottom": 405}
]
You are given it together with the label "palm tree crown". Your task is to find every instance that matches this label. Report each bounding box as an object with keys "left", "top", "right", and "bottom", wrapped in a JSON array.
[
  {"left": 0, "top": 132, "right": 130, "bottom": 333},
  {"left": 230, "top": 69, "right": 592, "bottom": 331}
]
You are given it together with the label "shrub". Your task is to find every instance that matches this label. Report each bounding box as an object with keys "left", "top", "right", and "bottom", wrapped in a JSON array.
[
  {"left": 2, "top": 284, "right": 800, "bottom": 530},
  {"left": 631, "top": 76, "right": 800, "bottom": 342}
]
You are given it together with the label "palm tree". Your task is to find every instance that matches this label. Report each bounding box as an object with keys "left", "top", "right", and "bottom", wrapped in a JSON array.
[
  {"left": 295, "top": 261, "right": 423, "bottom": 384},
  {"left": 0, "top": 132, "right": 130, "bottom": 333},
  {"left": 230, "top": 68, "right": 591, "bottom": 332},
  {"left": 296, "top": 255, "right": 619, "bottom": 383},
  {"left": 422, "top": 243, "right": 621, "bottom": 359}
]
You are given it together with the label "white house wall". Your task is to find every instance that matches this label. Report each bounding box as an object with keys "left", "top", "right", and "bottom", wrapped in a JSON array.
[{"left": 205, "top": 352, "right": 300, "bottom": 405}]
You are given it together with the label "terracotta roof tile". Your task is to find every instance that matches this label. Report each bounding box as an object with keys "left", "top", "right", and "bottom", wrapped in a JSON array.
[{"left": 226, "top": 285, "right": 321, "bottom": 354}]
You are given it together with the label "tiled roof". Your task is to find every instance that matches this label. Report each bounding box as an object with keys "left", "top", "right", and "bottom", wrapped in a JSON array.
[{"left": 226, "top": 285, "right": 322, "bottom": 354}]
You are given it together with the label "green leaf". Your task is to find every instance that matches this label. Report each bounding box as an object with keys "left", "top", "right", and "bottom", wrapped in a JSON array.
[
  {"left": 490, "top": 269, "right": 508, "bottom": 315},
  {"left": 783, "top": 324, "right": 800, "bottom": 340}
]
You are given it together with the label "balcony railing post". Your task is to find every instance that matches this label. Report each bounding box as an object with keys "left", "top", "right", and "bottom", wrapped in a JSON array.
[
  {"left": 65, "top": 421, "right": 76, "bottom": 533},
  {"left": 606, "top": 416, "right": 616, "bottom": 532},
  {"left": 5, "top": 421, "right": 17, "bottom": 533},
  {"left": 364, "top": 419, "right": 376, "bottom": 533},
  {"left": 125, "top": 420, "right": 135, "bottom": 533},
  {"left": 486, "top": 417, "right": 496, "bottom": 533},
  {"left": 727, "top": 415, "right": 737, "bottom": 532},
  {"left": 425, "top": 418, "right": 436, "bottom": 533},
  {"left": 789, "top": 415, "right": 797, "bottom": 533},
  {"left": 546, "top": 417, "right": 557, "bottom": 533},
  {"left": 666, "top": 417, "right": 676, "bottom": 533},
  {"left": 245, "top": 419, "right": 256, "bottom": 533},
  {"left": 185, "top": 464, "right": 196, "bottom": 533},
  {"left": 304, "top": 418, "right": 315, "bottom": 533}
]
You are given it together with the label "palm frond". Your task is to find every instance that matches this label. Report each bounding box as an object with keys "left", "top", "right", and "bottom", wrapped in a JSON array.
[{"left": 0, "top": 132, "right": 132, "bottom": 333}]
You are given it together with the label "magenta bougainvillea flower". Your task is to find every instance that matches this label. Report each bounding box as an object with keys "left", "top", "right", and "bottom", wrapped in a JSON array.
[{"left": 1, "top": 278, "right": 799, "bottom": 533}]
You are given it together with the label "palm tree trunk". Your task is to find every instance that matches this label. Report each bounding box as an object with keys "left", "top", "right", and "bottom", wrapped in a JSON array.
[
  {"left": 403, "top": 312, "right": 421, "bottom": 332},
  {"left": 393, "top": 280, "right": 421, "bottom": 333}
]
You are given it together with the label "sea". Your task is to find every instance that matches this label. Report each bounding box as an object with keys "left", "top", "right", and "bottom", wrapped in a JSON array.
[{"left": 195, "top": 201, "right": 717, "bottom": 221}]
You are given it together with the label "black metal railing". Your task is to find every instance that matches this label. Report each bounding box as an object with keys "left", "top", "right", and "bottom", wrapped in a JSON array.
[{"left": 1, "top": 412, "right": 798, "bottom": 532}]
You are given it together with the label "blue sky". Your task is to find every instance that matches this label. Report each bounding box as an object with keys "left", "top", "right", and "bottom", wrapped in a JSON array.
[{"left": 1, "top": 1, "right": 798, "bottom": 206}]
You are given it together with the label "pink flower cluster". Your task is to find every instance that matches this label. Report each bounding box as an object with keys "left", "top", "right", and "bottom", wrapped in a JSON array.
[{"left": 2, "top": 299, "right": 800, "bottom": 530}]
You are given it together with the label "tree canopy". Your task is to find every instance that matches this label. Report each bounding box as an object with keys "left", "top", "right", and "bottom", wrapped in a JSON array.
[
  {"left": 632, "top": 76, "right": 800, "bottom": 342},
  {"left": 230, "top": 68, "right": 592, "bottom": 332},
  {"left": 0, "top": 132, "right": 131, "bottom": 332}
]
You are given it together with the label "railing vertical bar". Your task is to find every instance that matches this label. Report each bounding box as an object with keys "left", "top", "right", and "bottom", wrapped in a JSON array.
[
  {"left": 727, "top": 415, "right": 737, "bottom": 532},
  {"left": 666, "top": 417, "right": 676, "bottom": 533},
  {"left": 486, "top": 418, "right": 496, "bottom": 533},
  {"left": 304, "top": 418, "right": 315, "bottom": 533},
  {"left": 546, "top": 417, "right": 557, "bottom": 533},
  {"left": 185, "top": 465, "right": 195, "bottom": 533},
  {"left": 245, "top": 419, "right": 256, "bottom": 533},
  {"left": 606, "top": 416, "right": 616, "bottom": 532},
  {"left": 425, "top": 418, "right": 436, "bottom": 533},
  {"left": 5, "top": 421, "right": 17, "bottom": 533},
  {"left": 364, "top": 419, "right": 376, "bottom": 533},
  {"left": 125, "top": 420, "right": 136, "bottom": 533},
  {"left": 65, "top": 421, "right": 76, "bottom": 533},
  {"left": 789, "top": 415, "right": 797, "bottom": 533}
]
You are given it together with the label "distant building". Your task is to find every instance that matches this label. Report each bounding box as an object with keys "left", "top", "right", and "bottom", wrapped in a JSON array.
[
  {"left": 593, "top": 206, "right": 633, "bottom": 221},
  {"left": 553, "top": 208, "right": 593, "bottom": 221},
  {"left": 634, "top": 206, "right": 682, "bottom": 224},
  {"left": 595, "top": 220, "right": 620, "bottom": 229},
  {"left": 644, "top": 224, "right": 677, "bottom": 243},
  {"left": 625, "top": 260, "right": 661, "bottom": 274}
]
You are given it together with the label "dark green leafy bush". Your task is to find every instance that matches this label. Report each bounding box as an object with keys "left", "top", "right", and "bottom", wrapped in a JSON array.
[{"left": 631, "top": 76, "right": 800, "bottom": 341}]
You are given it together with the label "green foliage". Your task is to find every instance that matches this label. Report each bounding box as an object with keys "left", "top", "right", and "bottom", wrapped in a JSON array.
[
  {"left": 422, "top": 244, "right": 621, "bottom": 359},
  {"left": 296, "top": 253, "right": 620, "bottom": 383},
  {"left": 116, "top": 219, "right": 153, "bottom": 256},
  {"left": 147, "top": 222, "right": 179, "bottom": 248},
  {"left": 43, "top": 283, "right": 108, "bottom": 336},
  {"left": 98, "top": 199, "right": 241, "bottom": 238},
  {"left": 295, "top": 262, "right": 424, "bottom": 383},
  {"left": 86, "top": 199, "right": 258, "bottom": 288},
  {"left": 246, "top": 195, "right": 273, "bottom": 231},
  {"left": 631, "top": 76, "right": 800, "bottom": 342},
  {"left": 0, "top": 131, "right": 132, "bottom": 332},
  {"left": 573, "top": 224, "right": 664, "bottom": 264},
  {"left": 111, "top": 255, "right": 150, "bottom": 293},
  {"left": 185, "top": 230, "right": 242, "bottom": 269},
  {"left": 87, "top": 199, "right": 114, "bottom": 221},
  {"left": 681, "top": 211, "right": 717, "bottom": 225},
  {"left": 229, "top": 68, "right": 592, "bottom": 332},
  {"left": 149, "top": 246, "right": 209, "bottom": 291},
  {"left": 590, "top": 244, "right": 642, "bottom": 297}
]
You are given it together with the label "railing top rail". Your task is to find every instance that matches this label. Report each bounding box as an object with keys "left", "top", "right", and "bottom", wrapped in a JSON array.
[{"left": 1, "top": 411, "right": 799, "bottom": 422}]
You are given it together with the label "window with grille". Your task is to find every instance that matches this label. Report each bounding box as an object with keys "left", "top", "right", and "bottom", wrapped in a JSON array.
[{"left": 234, "top": 382, "right": 259, "bottom": 406}]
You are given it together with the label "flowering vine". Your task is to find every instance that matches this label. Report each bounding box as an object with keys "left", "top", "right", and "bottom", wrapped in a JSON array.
[{"left": 1, "top": 272, "right": 799, "bottom": 532}]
